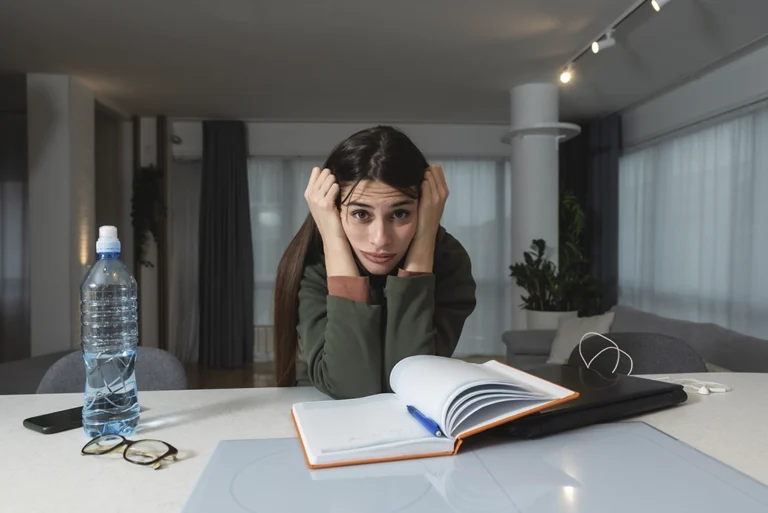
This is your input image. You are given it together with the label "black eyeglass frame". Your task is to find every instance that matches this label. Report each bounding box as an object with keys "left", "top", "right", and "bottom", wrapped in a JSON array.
[{"left": 81, "top": 434, "right": 179, "bottom": 468}]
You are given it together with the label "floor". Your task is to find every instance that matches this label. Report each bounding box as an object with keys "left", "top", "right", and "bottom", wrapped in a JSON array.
[
  {"left": 185, "top": 361, "right": 278, "bottom": 389},
  {"left": 184, "top": 355, "right": 505, "bottom": 390}
]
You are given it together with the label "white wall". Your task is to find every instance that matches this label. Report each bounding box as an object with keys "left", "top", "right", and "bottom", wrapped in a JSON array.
[
  {"left": 622, "top": 43, "right": 768, "bottom": 149},
  {"left": 172, "top": 121, "right": 512, "bottom": 159},
  {"left": 69, "top": 79, "right": 95, "bottom": 350},
  {"left": 27, "top": 74, "right": 94, "bottom": 356}
]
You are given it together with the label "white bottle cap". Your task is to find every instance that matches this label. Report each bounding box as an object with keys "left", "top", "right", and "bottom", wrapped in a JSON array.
[{"left": 96, "top": 225, "right": 121, "bottom": 254}]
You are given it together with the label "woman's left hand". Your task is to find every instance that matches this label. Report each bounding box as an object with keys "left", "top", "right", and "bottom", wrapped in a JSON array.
[{"left": 414, "top": 164, "right": 449, "bottom": 241}]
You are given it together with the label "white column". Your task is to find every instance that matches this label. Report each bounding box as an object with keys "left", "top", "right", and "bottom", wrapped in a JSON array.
[
  {"left": 27, "top": 74, "right": 95, "bottom": 355},
  {"left": 505, "top": 83, "right": 579, "bottom": 329}
]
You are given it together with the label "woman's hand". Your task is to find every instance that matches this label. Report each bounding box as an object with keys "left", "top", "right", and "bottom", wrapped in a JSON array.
[
  {"left": 414, "top": 165, "right": 449, "bottom": 241},
  {"left": 404, "top": 165, "right": 449, "bottom": 273},
  {"left": 305, "top": 167, "right": 345, "bottom": 242},
  {"left": 305, "top": 167, "right": 358, "bottom": 277}
]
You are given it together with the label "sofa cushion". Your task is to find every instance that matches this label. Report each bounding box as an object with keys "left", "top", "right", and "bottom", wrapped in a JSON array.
[
  {"left": 697, "top": 323, "right": 767, "bottom": 372},
  {"left": 610, "top": 305, "right": 694, "bottom": 337}
]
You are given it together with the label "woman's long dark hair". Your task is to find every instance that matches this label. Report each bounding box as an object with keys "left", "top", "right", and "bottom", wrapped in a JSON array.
[{"left": 273, "top": 125, "right": 429, "bottom": 386}]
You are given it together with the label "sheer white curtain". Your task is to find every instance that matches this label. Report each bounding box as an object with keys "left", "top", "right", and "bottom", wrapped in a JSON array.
[
  {"left": 619, "top": 105, "right": 768, "bottom": 339},
  {"left": 431, "top": 159, "right": 512, "bottom": 356},
  {"left": 168, "top": 158, "right": 202, "bottom": 364},
  {"left": 247, "top": 157, "right": 512, "bottom": 356},
  {"left": 247, "top": 158, "right": 313, "bottom": 326}
]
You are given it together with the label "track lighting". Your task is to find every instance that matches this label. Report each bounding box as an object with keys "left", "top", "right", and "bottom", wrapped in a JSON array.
[
  {"left": 559, "top": 0, "right": 669, "bottom": 87},
  {"left": 591, "top": 31, "right": 615, "bottom": 54}
]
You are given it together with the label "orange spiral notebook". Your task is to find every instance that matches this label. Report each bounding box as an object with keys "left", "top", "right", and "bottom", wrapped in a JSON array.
[{"left": 291, "top": 355, "right": 579, "bottom": 469}]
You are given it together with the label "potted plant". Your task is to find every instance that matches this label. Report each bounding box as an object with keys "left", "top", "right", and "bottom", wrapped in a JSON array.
[
  {"left": 130, "top": 164, "right": 165, "bottom": 267},
  {"left": 509, "top": 190, "right": 603, "bottom": 329}
]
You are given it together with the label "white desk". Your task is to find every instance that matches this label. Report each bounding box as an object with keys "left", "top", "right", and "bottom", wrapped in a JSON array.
[{"left": 1, "top": 372, "right": 766, "bottom": 513}]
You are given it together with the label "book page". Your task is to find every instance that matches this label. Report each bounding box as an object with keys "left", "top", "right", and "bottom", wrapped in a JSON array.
[
  {"left": 389, "top": 355, "right": 540, "bottom": 430},
  {"left": 446, "top": 385, "right": 547, "bottom": 424},
  {"left": 448, "top": 361, "right": 578, "bottom": 438},
  {"left": 292, "top": 393, "right": 454, "bottom": 466}
]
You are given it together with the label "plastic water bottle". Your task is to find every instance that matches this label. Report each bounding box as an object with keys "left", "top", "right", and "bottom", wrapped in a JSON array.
[{"left": 81, "top": 225, "right": 140, "bottom": 437}]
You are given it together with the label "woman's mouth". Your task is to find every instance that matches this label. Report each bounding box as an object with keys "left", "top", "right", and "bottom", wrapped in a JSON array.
[{"left": 361, "top": 251, "right": 396, "bottom": 264}]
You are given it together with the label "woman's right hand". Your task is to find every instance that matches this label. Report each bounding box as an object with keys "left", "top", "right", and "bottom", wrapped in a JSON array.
[{"left": 305, "top": 167, "right": 345, "bottom": 242}]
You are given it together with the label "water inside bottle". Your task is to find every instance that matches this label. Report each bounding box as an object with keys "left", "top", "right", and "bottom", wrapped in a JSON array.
[{"left": 83, "top": 348, "right": 140, "bottom": 437}]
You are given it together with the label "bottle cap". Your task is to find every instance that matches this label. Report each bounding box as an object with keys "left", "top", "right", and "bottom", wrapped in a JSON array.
[{"left": 96, "top": 225, "right": 121, "bottom": 254}]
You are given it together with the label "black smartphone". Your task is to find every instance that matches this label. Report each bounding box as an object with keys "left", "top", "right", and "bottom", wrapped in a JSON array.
[{"left": 23, "top": 406, "right": 83, "bottom": 434}]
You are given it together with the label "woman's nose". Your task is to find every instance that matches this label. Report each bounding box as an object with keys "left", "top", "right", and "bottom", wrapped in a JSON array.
[{"left": 371, "top": 220, "right": 392, "bottom": 247}]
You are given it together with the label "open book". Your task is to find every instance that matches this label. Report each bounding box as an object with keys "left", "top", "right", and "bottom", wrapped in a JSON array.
[{"left": 291, "top": 355, "right": 578, "bottom": 469}]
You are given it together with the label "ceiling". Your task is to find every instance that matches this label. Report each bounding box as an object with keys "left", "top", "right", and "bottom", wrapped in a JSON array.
[
  {"left": 561, "top": 0, "right": 768, "bottom": 121},
  {"left": 0, "top": 0, "right": 766, "bottom": 124}
]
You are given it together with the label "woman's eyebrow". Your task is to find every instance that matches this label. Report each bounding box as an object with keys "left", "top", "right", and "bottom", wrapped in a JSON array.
[{"left": 347, "top": 199, "right": 416, "bottom": 208}]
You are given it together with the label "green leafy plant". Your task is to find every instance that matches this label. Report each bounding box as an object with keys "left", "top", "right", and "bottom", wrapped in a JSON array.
[
  {"left": 131, "top": 164, "right": 165, "bottom": 267},
  {"left": 509, "top": 190, "right": 603, "bottom": 314}
]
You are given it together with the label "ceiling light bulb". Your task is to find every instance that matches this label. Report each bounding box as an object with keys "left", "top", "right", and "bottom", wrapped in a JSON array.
[
  {"left": 591, "top": 34, "right": 616, "bottom": 54},
  {"left": 560, "top": 68, "right": 572, "bottom": 84},
  {"left": 651, "top": 0, "right": 672, "bottom": 11}
]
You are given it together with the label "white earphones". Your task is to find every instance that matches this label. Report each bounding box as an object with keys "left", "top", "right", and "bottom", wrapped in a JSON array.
[
  {"left": 655, "top": 377, "right": 731, "bottom": 395},
  {"left": 578, "top": 332, "right": 731, "bottom": 395}
]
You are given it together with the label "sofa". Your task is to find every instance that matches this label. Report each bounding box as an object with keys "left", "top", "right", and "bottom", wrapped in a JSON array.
[{"left": 503, "top": 304, "right": 768, "bottom": 373}]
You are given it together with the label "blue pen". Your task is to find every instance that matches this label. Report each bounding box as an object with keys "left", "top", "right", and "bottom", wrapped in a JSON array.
[{"left": 407, "top": 405, "right": 443, "bottom": 437}]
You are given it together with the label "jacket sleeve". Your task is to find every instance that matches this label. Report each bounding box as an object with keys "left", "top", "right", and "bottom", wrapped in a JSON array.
[
  {"left": 296, "top": 263, "right": 384, "bottom": 399},
  {"left": 382, "top": 233, "right": 477, "bottom": 383}
]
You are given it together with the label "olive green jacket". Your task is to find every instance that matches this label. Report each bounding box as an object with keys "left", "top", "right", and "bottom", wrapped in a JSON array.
[{"left": 296, "top": 227, "right": 477, "bottom": 399}]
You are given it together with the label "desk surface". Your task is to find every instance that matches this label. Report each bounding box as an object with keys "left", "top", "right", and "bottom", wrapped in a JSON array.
[{"left": 2, "top": 372, "right": 766, "bottom": 513}]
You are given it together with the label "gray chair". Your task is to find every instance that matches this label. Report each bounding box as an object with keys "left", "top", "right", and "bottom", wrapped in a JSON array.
[
  {"left": 567, "top": 332, "right": 709, "bottom": 375},
  {"left": 36, "top": 346, "right": 188, "bottom": 394}
]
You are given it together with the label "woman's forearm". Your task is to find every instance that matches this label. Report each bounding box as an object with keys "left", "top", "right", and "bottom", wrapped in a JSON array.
[
  {"left": 403, "top": 236, "right": 436, "bottom": 274},
  {"left": 323, "top": 238, "right": 360, "bottom": 277}
]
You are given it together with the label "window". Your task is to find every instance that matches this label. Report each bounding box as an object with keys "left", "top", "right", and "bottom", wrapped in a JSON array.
[
  {"left": 247, "top": 157, "right": 513, "bottom": 355},
  {"left": 618, "top": 104, "right": 768, "bottom": 338}
]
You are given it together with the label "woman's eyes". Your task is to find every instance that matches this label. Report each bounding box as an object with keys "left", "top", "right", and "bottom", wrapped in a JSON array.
[
  {"left": 350, "top": 210, "right": 411, "bottom": 221},
  {"left": 392, "top": 210, "right": 410, "bottom": 220}
]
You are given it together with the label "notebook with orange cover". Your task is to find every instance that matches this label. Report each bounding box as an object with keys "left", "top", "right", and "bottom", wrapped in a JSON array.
[{"left": 291, "top": 355, "right": 579, "bottom": 469}]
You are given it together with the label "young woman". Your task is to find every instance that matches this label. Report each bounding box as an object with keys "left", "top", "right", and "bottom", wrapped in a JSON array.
[{"left": 273, "top": 126, "right": 477, "bottom": 399}]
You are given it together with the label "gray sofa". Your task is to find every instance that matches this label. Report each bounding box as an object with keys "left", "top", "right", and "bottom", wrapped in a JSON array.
[{"left": 503, "top": 304, "right": 768, "bottom": 373}]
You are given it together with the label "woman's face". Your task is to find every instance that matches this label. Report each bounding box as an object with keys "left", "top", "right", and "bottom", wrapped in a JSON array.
[{"left": 339, "top": 179, "right": 418, "bottom": 275}]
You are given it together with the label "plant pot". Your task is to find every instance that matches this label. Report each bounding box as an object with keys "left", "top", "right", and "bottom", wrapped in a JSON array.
[{"left": 526, "top": 309, "right": 578, "bottom": 330}]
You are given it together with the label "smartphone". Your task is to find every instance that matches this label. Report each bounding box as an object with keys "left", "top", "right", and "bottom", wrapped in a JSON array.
[{"left": 23, "top": 406, "right": 83, "bottom": 434}]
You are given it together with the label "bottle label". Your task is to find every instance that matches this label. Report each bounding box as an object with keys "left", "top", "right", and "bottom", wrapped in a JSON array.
[{"left": 96, "top": 240, "right": 121, "bottom": 253}]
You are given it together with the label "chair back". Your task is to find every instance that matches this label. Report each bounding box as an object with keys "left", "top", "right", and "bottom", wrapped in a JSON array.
[
  {"left": 567, "top": 332, "right": 709, "bottom": 375},
  {"left": 36, "top": 346, "right": 188, "bottom": 394}
]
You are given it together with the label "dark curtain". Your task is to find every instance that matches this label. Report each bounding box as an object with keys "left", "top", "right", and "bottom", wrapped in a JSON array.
[
  {"left": 199, "top": 121, "right": 254, "bottom": 367},
  {"left": 0, "top": 111, "right": 30, "bottom": 363},
  {"left": 560, "top": 113, "right": 622, "bottom": 312}
]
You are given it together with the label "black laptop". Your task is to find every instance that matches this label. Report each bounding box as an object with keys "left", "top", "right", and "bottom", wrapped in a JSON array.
[{"left": 489, "top": 364, "right": 688, "bottom": 439}]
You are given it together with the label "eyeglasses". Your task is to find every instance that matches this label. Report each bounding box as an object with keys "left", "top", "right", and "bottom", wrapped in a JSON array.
[{"left": 81, "top": 434, "right": 178, "bottom": 470}]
